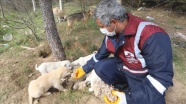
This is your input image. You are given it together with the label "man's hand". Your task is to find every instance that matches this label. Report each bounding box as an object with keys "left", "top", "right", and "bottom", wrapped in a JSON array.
[
  {"left": 72, "top": 67, "right": 85, "bottom": 79},
  {"left": 104, "top": 90, "right": 127, "bottom": 104}
]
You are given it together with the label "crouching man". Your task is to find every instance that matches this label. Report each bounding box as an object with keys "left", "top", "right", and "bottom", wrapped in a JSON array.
[{"left": 72, "top": 0, "right": 174, "bottom": 104}]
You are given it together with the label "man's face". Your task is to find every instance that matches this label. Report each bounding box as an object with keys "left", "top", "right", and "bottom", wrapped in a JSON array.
[{"left": 96, "top": 19, "right": 116, "bottom": 33}]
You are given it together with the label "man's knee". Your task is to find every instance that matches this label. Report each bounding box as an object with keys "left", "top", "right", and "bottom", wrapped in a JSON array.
[
  {"left": 94, "top": 60, "right": 107, "bottom": 78},
  {"left": 93, "top": 58, "right": 120, "bottom": 84},
  {"left": 154, "top": 96, "right": 165, "bottom": 104}
]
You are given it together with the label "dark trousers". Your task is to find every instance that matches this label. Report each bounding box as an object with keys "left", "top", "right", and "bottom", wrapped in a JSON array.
[
  {"left": 94, "top": 57, "right": 165, "bottom": 104},
  {"left": 94, "top": 57, "right": 128, "bottom": 90}
]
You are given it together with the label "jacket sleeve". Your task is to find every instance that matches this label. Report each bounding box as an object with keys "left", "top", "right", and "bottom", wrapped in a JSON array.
[
  {"left": 82, "top": 37, "right": 111, "bottom": 73},
  {"left": 125, "top": 33, "right": 174, "bottom": 104}
]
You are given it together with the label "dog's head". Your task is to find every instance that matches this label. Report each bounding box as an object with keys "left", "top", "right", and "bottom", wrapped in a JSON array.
[
  {"left": 62, "top": 60, "right": 72, "bottom": 70},
  {"left": 56, "top": 67, "right": 72, "bottom": 80},
  {"left": 87, "top": 9, "right": 94, "bottom": 16}
]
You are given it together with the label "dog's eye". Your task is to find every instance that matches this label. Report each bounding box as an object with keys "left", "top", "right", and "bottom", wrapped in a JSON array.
[{"left": 64, "top": 64, "right": 67, "bottom": 67}]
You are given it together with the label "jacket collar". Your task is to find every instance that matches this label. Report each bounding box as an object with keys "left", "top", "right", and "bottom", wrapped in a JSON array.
[{"left": 123, "top": 13, "right": 146, "bottom": 36}]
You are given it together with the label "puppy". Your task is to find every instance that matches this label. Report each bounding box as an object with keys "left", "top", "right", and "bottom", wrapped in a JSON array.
[
  {"left": 66, "top": 9, "right": 94, "bottom": 35},
  {"left": 71, "top": 51, "right": 101, "bottom": 92},
  {"left": 53, "top": 7, "right": 66, "bottom": 23},
  {"left": 35, "top": 60, "right": 72, "bottom": 75},
  {"left": 71, "top": 51, "right": 97, "bottom": 67},
  {"left": 28, "top": 67, "right": 71, "bottom": 104},
  {"left": 73, "top": 69, "right": 101, "bottom": 92}
]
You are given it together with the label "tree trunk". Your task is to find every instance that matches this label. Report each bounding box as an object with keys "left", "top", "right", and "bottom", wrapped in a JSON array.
[{"left": 39, "top": 0, "right": 66, "bottom": 61}]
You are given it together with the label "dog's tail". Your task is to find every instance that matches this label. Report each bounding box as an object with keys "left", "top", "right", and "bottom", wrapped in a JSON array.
[
  {"left": 35, "top": 64, "right": 39, "bottom": 70},
  {"left": 29, "top": 95, "right": 33, "bottom": 104}
]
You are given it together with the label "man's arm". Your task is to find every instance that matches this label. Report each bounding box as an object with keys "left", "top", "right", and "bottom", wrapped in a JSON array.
[
  {"left": 83, "top": 37, "right": 111, "bottom": 73},
  {"left": 125, "top": 33, "right": 174, "bottom": 104}
]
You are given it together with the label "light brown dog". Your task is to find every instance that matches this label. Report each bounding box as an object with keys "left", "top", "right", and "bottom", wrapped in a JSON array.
[
  {"left": 66, "top": 9, "right": 94, "bottom": 35},
  {"left": 28, "top": 67, "right": 71, "bottom": 104},
  {"left": 53, "top": 7, "right": 65, "bottom": 23}
]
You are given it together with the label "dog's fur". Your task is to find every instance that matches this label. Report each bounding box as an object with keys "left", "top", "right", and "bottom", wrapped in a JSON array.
[
  {"left": 28, "top": 67, "right": 71, "bottom": 104},
  {"left": 35, "top": 60, "right": 72, "bottom": 75},
  {"left": 85, "top": 69, "right": 101, "bottom": 92},
  {"left": 71, "top": 51, "right": 97, "bottom": 67},
  {"left": 72, "top": 69, "right": 101, "bottom": 92},
  {"left": 73, "top": 69, "right": 102, "bottom": 92},
  {"left": 53, "top": 7, "right": 66, "bottom": 23},
  {"left": 66, "top": 9, "right": 94, "bottom": 35},
  {"left": 71, "top": 51, "right": 101, "bottom": 92}
]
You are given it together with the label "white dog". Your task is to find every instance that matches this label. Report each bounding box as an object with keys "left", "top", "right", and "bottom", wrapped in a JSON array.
[
  {"left": 71, "top": 51, "right": 101, "bottom": 92},
  {"left": 28, "top": 67, "right": 71, "bottom": 104},
  {"left": 72, "top": 69, "right": 101, "bottom": 92},
  {"left": 85, "top": 69, "right": 101, "bottom": 92},
  {"left": 71, "top": 51, "right": 97, "bottom": 67},
  {"left": 35, "top": 60, "right": 72, "bottom": 75}
]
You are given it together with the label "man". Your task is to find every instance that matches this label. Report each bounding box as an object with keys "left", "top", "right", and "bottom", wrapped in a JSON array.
[{"left": 72, "top": 0, "right": 174, "bottom": 104}]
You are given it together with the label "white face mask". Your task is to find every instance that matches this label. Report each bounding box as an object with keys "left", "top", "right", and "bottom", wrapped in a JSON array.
[{"left": 99, "top": 26, "right": 116, "bottom": 37}]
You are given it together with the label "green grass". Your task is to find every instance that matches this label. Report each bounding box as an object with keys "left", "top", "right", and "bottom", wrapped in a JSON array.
[
  {"left": 58, "top": 89, "right": 92, "bottom": 103},
  {"left": 172, "top": 45, "right": 186, "bottom": 82},
  {"left": 172, "top": 38, "right": 186, "bottom": 82},
  {"left": 0, "top": 87, "right": 10, "bottom": 102},
  {"left": 14, "top": 76, "right": 27, "bottom": 88},
  {"left": 168, "top": 19, "right": 176, "bottom": 24},
  {"left": 63, "top": 38, "right": 76, "bottom": 49}
]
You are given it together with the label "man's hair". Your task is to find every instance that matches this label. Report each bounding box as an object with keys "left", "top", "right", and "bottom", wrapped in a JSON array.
[{"left": 93, "top": 0, "right": 127, "bottom": 26}]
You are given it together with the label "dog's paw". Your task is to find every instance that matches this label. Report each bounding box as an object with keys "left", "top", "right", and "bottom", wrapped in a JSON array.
[
  {"left": 28, "top": 73, "right": 34, "bottom": 78},
  {"left": 62, "top": 89, "right": 67, "bottom": 92},
  {"left": 73, "top": 84, "right": 78, "bottom": 90},
  {"left": 33, "top": 99, "right": 39, "bottom": 104},
  {"left": 42, "top": 92, "right": 51, "bottom": 96}
]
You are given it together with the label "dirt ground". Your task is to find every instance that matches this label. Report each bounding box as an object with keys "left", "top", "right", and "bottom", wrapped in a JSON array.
[{"left": 0, "top": 8, "right": 186, "bottom": 104}]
